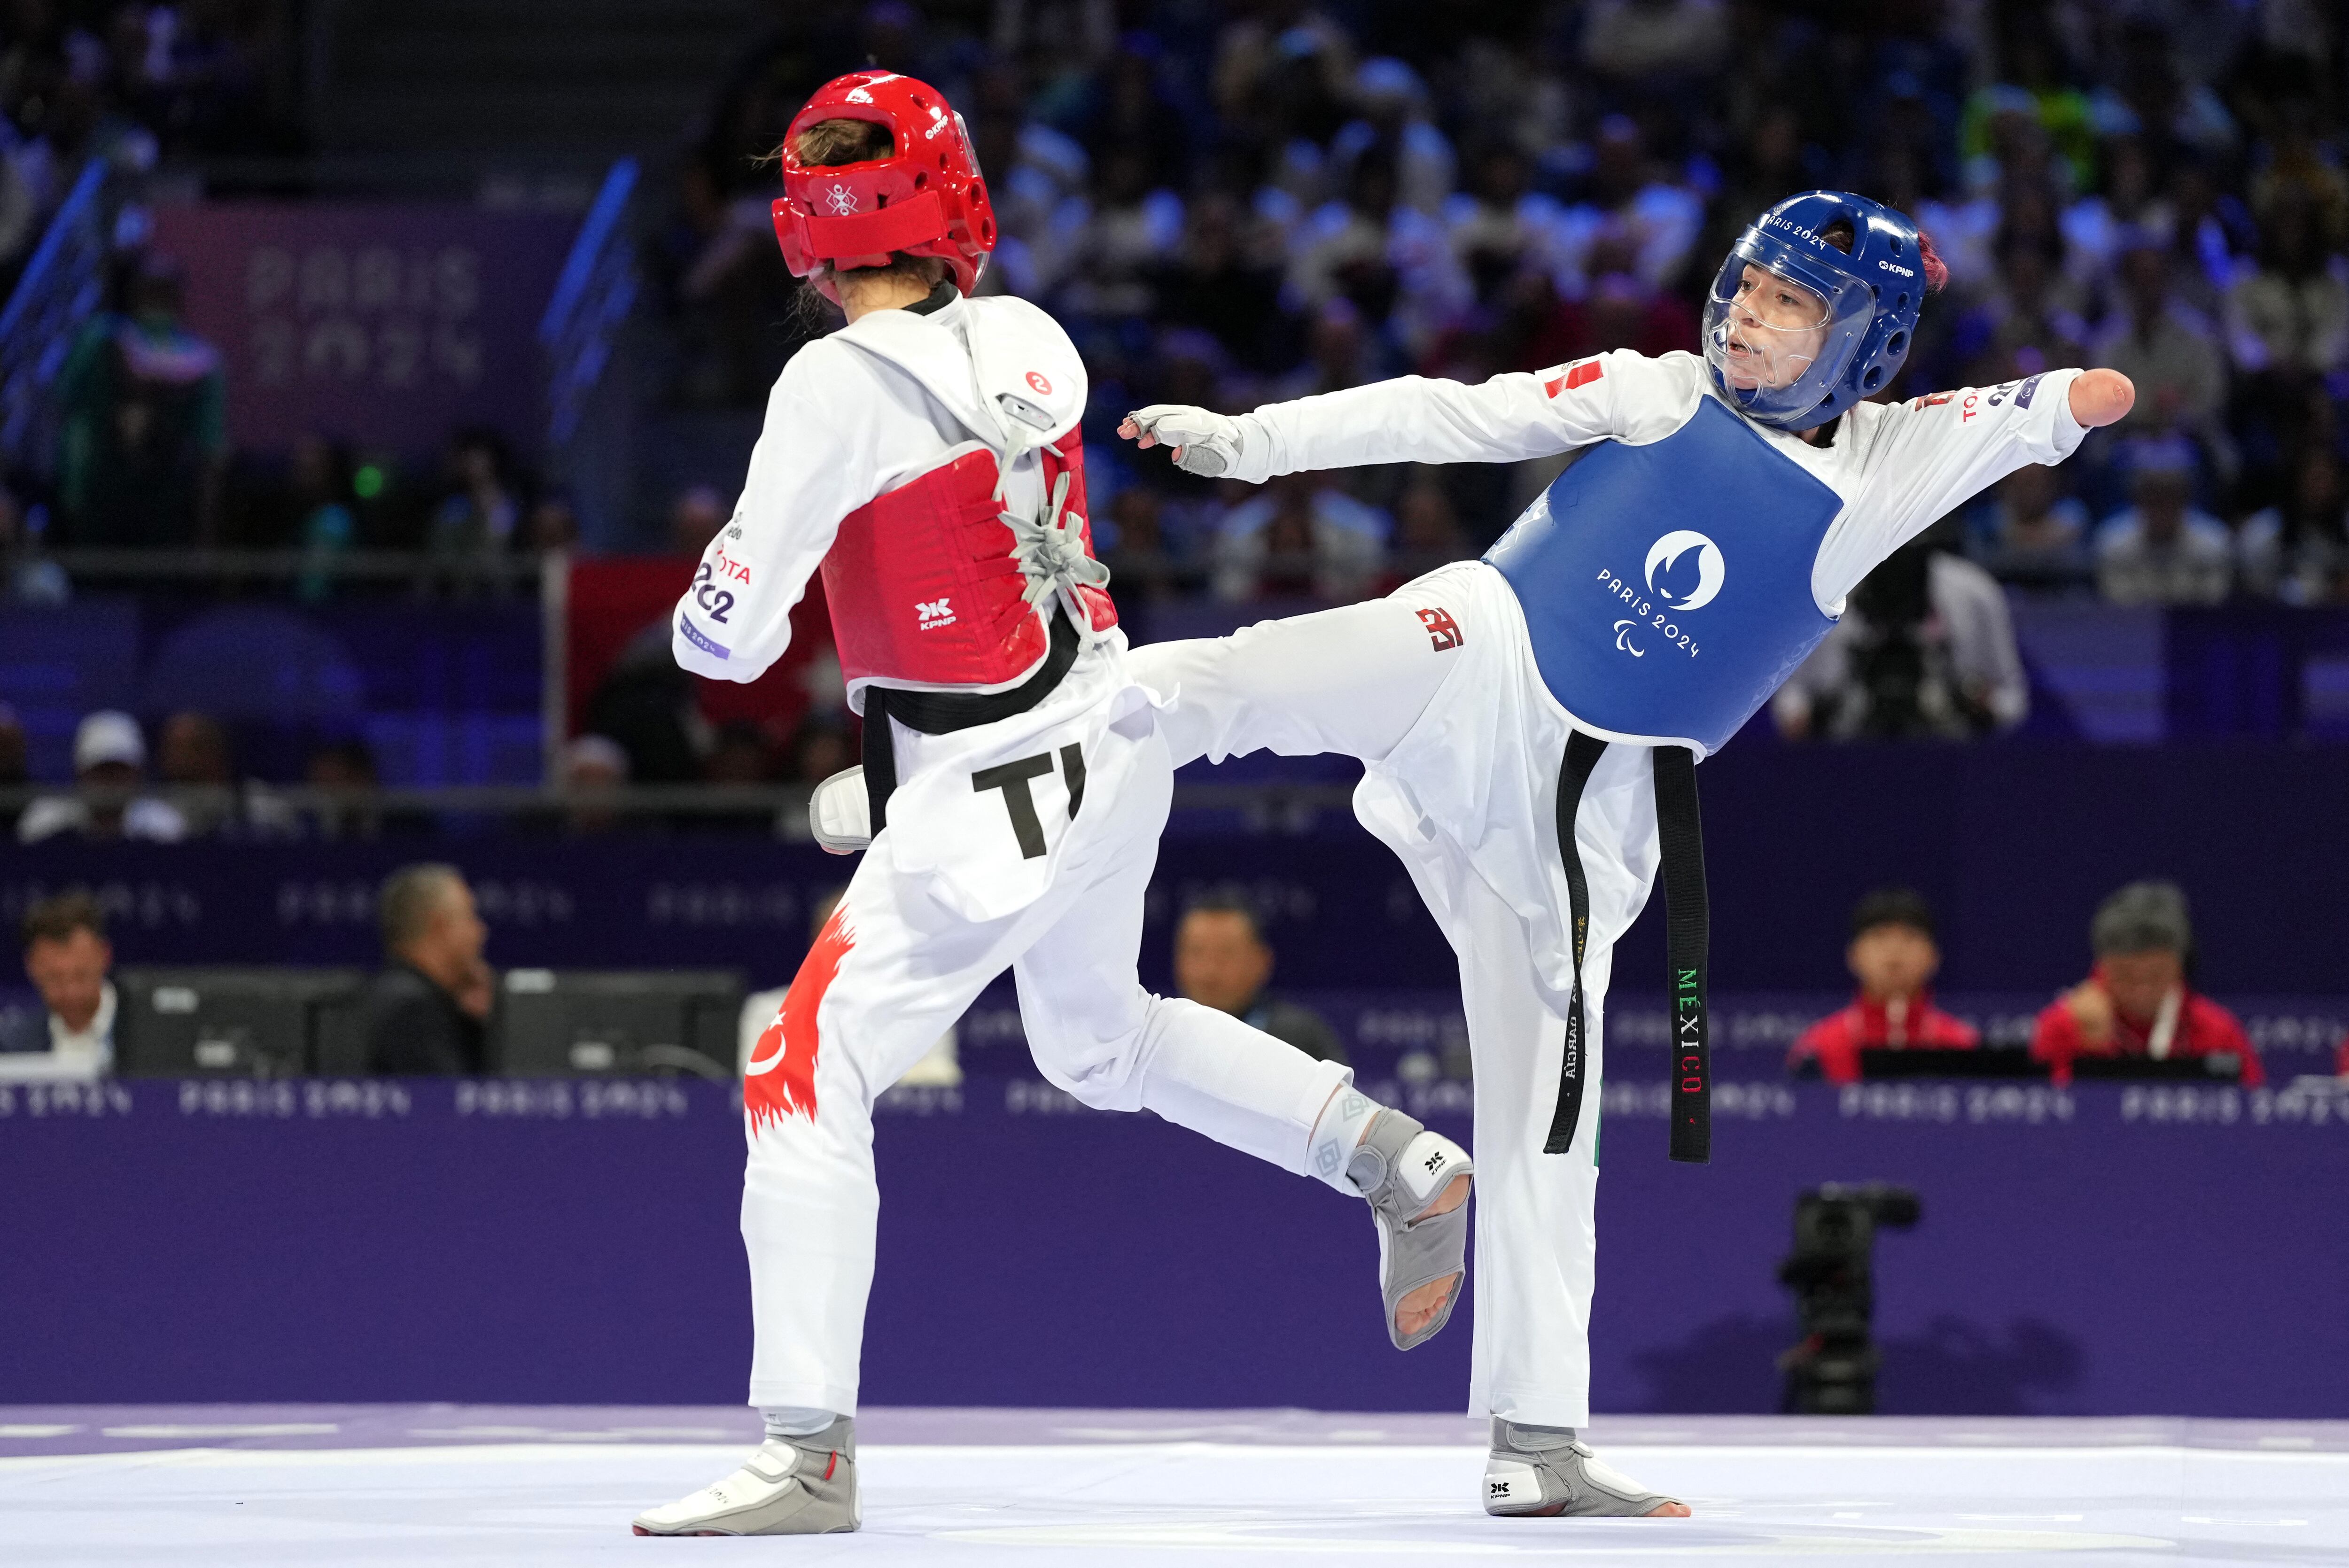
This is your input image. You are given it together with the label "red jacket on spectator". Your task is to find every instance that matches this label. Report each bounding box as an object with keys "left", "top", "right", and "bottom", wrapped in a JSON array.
[
  {"left": 2029, "top": 985, "right": 2263, "bottom": 1087},
  {"left": 1789, "top": 994, "right": 1980, "bottom": 1084}
]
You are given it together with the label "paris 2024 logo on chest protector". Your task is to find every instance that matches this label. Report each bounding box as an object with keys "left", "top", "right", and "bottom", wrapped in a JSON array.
[
  {"left": 1644, "top": 531, "right": 1726, "bottom": 611},
  {"left": 1600, "top": 530, "right": 1725, "bottom": 659}
]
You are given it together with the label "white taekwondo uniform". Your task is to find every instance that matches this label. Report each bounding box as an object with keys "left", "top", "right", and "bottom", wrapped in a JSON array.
[
  {"left": 1130, "top": 349, "right": 2088, "bottom": 1425},
  {"left": 676, "top": 288, "right": 1354, "bottom": 1418}
]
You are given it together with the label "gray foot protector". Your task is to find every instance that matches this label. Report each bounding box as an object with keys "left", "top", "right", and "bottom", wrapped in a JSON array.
[
  {"left": 1484, "top": 1419, "right": 1684, "bottom": 1517},
  {"left": 630, "top": 1416, "right": 859, "bottom": 1536},
  {"left": 1349, "top": 1108, "right": 1474, "bottom": 1351}
]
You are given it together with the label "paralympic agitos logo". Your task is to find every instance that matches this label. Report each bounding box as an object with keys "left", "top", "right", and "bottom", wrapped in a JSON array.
[{"left": 1595, "top": 530, "right": 1723, "bottom": 660}]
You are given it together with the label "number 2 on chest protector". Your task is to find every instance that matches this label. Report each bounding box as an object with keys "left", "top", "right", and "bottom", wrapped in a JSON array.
[
  {"left": 692, "top": 562, "right": 735, "bottom": 623},
  {"left": 972, "top": 744, "right": 1087, "bottom": 859}
]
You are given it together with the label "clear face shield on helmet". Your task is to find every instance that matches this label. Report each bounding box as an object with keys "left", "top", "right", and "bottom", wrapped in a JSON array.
[
  {"left": 950, "top": 109, "right": 989, "bottom": 290},
  {"left": 1701, "top": 230, "right": 1876, "bottom": 428}
]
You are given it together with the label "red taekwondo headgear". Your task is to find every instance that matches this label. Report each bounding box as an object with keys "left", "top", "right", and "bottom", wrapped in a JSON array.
[{"left": 771, "top": 71, "right": 998, "bottom": 302}]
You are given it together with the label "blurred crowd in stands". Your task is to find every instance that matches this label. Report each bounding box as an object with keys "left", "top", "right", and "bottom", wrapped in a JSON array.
[
  {"left": 6, "top": 1, "right": 2341, "bottom": 606},
  {"left": 1, "top": 1, "right": 2347, "bottom": 790},
  {"left": 0, "top": 703, "right": 866, "bottom": 842},
  {"left": 0, "top": 3, "right": 582, "bottom": 573},
  {"left": 665, "top": 0, "right": 2349, "bottom": 624},
  {"left": 0, "top": 1, "right": 294, "bottom": 285}
]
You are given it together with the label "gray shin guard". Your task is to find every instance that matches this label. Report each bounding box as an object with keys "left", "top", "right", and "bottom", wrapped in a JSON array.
[
  {"left": 630, "top": 1416, "right": 859, "bottom": 1536},
  {"left": 1484, "top": 1420, "right": 1683, "bottom": 1517},
  {"left": 1349, "top": 1108, "right": 1473, "bottom": 1351}
]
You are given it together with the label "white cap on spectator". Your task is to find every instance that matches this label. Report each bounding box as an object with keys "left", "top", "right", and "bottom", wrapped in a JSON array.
[
  {"left": 74, "top": 710, "right": 145, "bottom": 771},
  {"left": 565, "top": 734, "right": 631, "bottom": 780}
]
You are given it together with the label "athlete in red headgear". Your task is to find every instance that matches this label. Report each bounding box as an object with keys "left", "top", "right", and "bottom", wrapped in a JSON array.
[
  {"left": 768, "top": 71, "right": 997, "bottom": 299},
  {"left": 630, "top": 72, "right": 1476, "bottom": 1538}
]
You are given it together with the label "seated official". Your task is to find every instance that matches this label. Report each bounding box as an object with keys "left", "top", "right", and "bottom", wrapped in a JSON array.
[
  {"left": 362, "top": 863, "right": 491, "bottom": 1075},
  {"left": 2030, "top": 880, "right": 2262, "bottom": 1087},
  {"left": 0, "top": 891, "right": 117, "bottom": 1077},
  {"left": 1173, "top": 894, "right": 1347, "bottom": 1065},
  {"left": 1788, "top": 887, "right": 1977, "bottom": 1083}
]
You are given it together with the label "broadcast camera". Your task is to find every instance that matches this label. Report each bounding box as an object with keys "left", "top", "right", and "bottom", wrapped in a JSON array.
[{"left": 1776, "top": 1181, "right": 1922, "bottom": 1414}]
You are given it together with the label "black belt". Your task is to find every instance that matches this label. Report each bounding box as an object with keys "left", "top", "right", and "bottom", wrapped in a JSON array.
[
  {"left": 1547, "top": 733, "right": 1712, "bottom": 1164},
  {"left": 859, "top": 607, "right": 1082, "bottom": 832}
]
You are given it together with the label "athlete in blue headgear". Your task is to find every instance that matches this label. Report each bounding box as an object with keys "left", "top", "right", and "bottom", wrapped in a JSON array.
[{"left": 1119, "top": 192, "right": 2133, "bottom": 1517}]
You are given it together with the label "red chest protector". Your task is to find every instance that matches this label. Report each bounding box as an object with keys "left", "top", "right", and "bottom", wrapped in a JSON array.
[{"left": 821, "top": 430, "right": 1117, "bottom": 695}]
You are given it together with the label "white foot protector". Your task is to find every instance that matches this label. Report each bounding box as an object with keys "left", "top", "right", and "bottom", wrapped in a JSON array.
[
  {"left": 809, "top": 766, "right": 872, "bottom": 854},
  {"left": 630, "top": 1419, "right": 859, "bottom": 1536}
]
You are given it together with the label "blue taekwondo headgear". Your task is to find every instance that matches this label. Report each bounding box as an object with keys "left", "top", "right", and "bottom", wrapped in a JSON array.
[{"left": 1701, "top": 190, "right": 1927, "bottom": 431}]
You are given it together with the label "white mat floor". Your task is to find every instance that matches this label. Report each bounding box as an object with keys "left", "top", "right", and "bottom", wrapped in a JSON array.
[{"left": 6, "top": 1430, "right": 2346, "bottom": 1565}]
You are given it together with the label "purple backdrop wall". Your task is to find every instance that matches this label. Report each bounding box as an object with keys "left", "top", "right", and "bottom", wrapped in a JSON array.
[
  {"left": 2, "top": 1077, "right": 2342, "bottom": 1417},
  {"left": 6, "top": 742, "right": 2345, "bottom": 1414},
  {"left": 4, "top": 739, "right": 2347, "bottom": 997}
]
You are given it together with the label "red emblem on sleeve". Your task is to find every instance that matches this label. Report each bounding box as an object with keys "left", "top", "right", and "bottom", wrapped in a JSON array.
[{"left": 1543, "top": 360, "right": 1604, "bottom": 398}]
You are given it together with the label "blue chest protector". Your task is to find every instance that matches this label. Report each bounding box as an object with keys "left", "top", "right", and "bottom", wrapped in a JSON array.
[{"left": 1485, "top": 398, "right": 1845, "bottom": 754}]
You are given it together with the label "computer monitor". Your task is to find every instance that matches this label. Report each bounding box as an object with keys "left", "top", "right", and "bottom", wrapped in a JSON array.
[
  {"left": 2069, "top": 1052, "right": 2242, "bottom": 1082},
  {"left": 1857, "top": 1047, "right": 2045, "bottom": 1080},
  {"left": 112, "top": 967, "right": 367, "bottom": 1078},
  {"left": 491, "top": 969, "right": 744, "bottom": 1079},
  {"left": 311, "top": 991, "right": 372, "bottom": 1077}
]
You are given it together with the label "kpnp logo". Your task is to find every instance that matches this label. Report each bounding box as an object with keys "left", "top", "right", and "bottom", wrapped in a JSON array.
[
  {"left": 822, "top": 184, "right": 860, "bottom": 216},
  {"left": 1643, "top": 530, "right": 1726, "bottom": 611},
  {"left": 916, "top": 597, "right": 955, "bottom": 629}
]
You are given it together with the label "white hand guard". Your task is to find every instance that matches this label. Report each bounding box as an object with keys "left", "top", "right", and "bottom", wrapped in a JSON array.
[{"left": 1125, "top": 404, "right": 1247, "bottom": 478}]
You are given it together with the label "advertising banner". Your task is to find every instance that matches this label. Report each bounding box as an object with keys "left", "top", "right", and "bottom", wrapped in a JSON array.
[
  {"left": 1, "top": 1076, "right": 2342, "bottom": 1414},
  {"left": 147, "top": 203, "right": 575, "bottom": 457}
]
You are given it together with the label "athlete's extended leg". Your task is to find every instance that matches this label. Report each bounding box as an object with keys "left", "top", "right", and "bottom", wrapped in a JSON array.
[
  {"left": 1130, "top": 592, "right": 1457, "bottom": 770},
  {"left": 806, "top": 595, "right": 1450, "bottom": 851},
  {"left": 1012, "top": 725, "right": 1473, "bottom": 1348}
]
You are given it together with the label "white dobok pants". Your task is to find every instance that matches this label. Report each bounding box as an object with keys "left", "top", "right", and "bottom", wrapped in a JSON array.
[
  {"left": 740, "top": 638, "right": 1352, "bottom": 1415},
  {"left": 1132, "top": 560, "right": 1663, "bottom": 1427}
]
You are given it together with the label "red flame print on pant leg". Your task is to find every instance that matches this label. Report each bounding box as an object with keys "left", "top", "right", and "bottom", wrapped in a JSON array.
[{"left": 746, "top": 904, "right": 854, "bottom": 1134}]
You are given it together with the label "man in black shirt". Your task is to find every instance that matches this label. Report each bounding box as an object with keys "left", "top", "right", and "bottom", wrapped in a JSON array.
[
  {"left": 1173, "top": 894, "right": 1348, "bottom": 1065},
  {"left": 363, "top": 863, "right": 491, "bottom": 1074}
]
